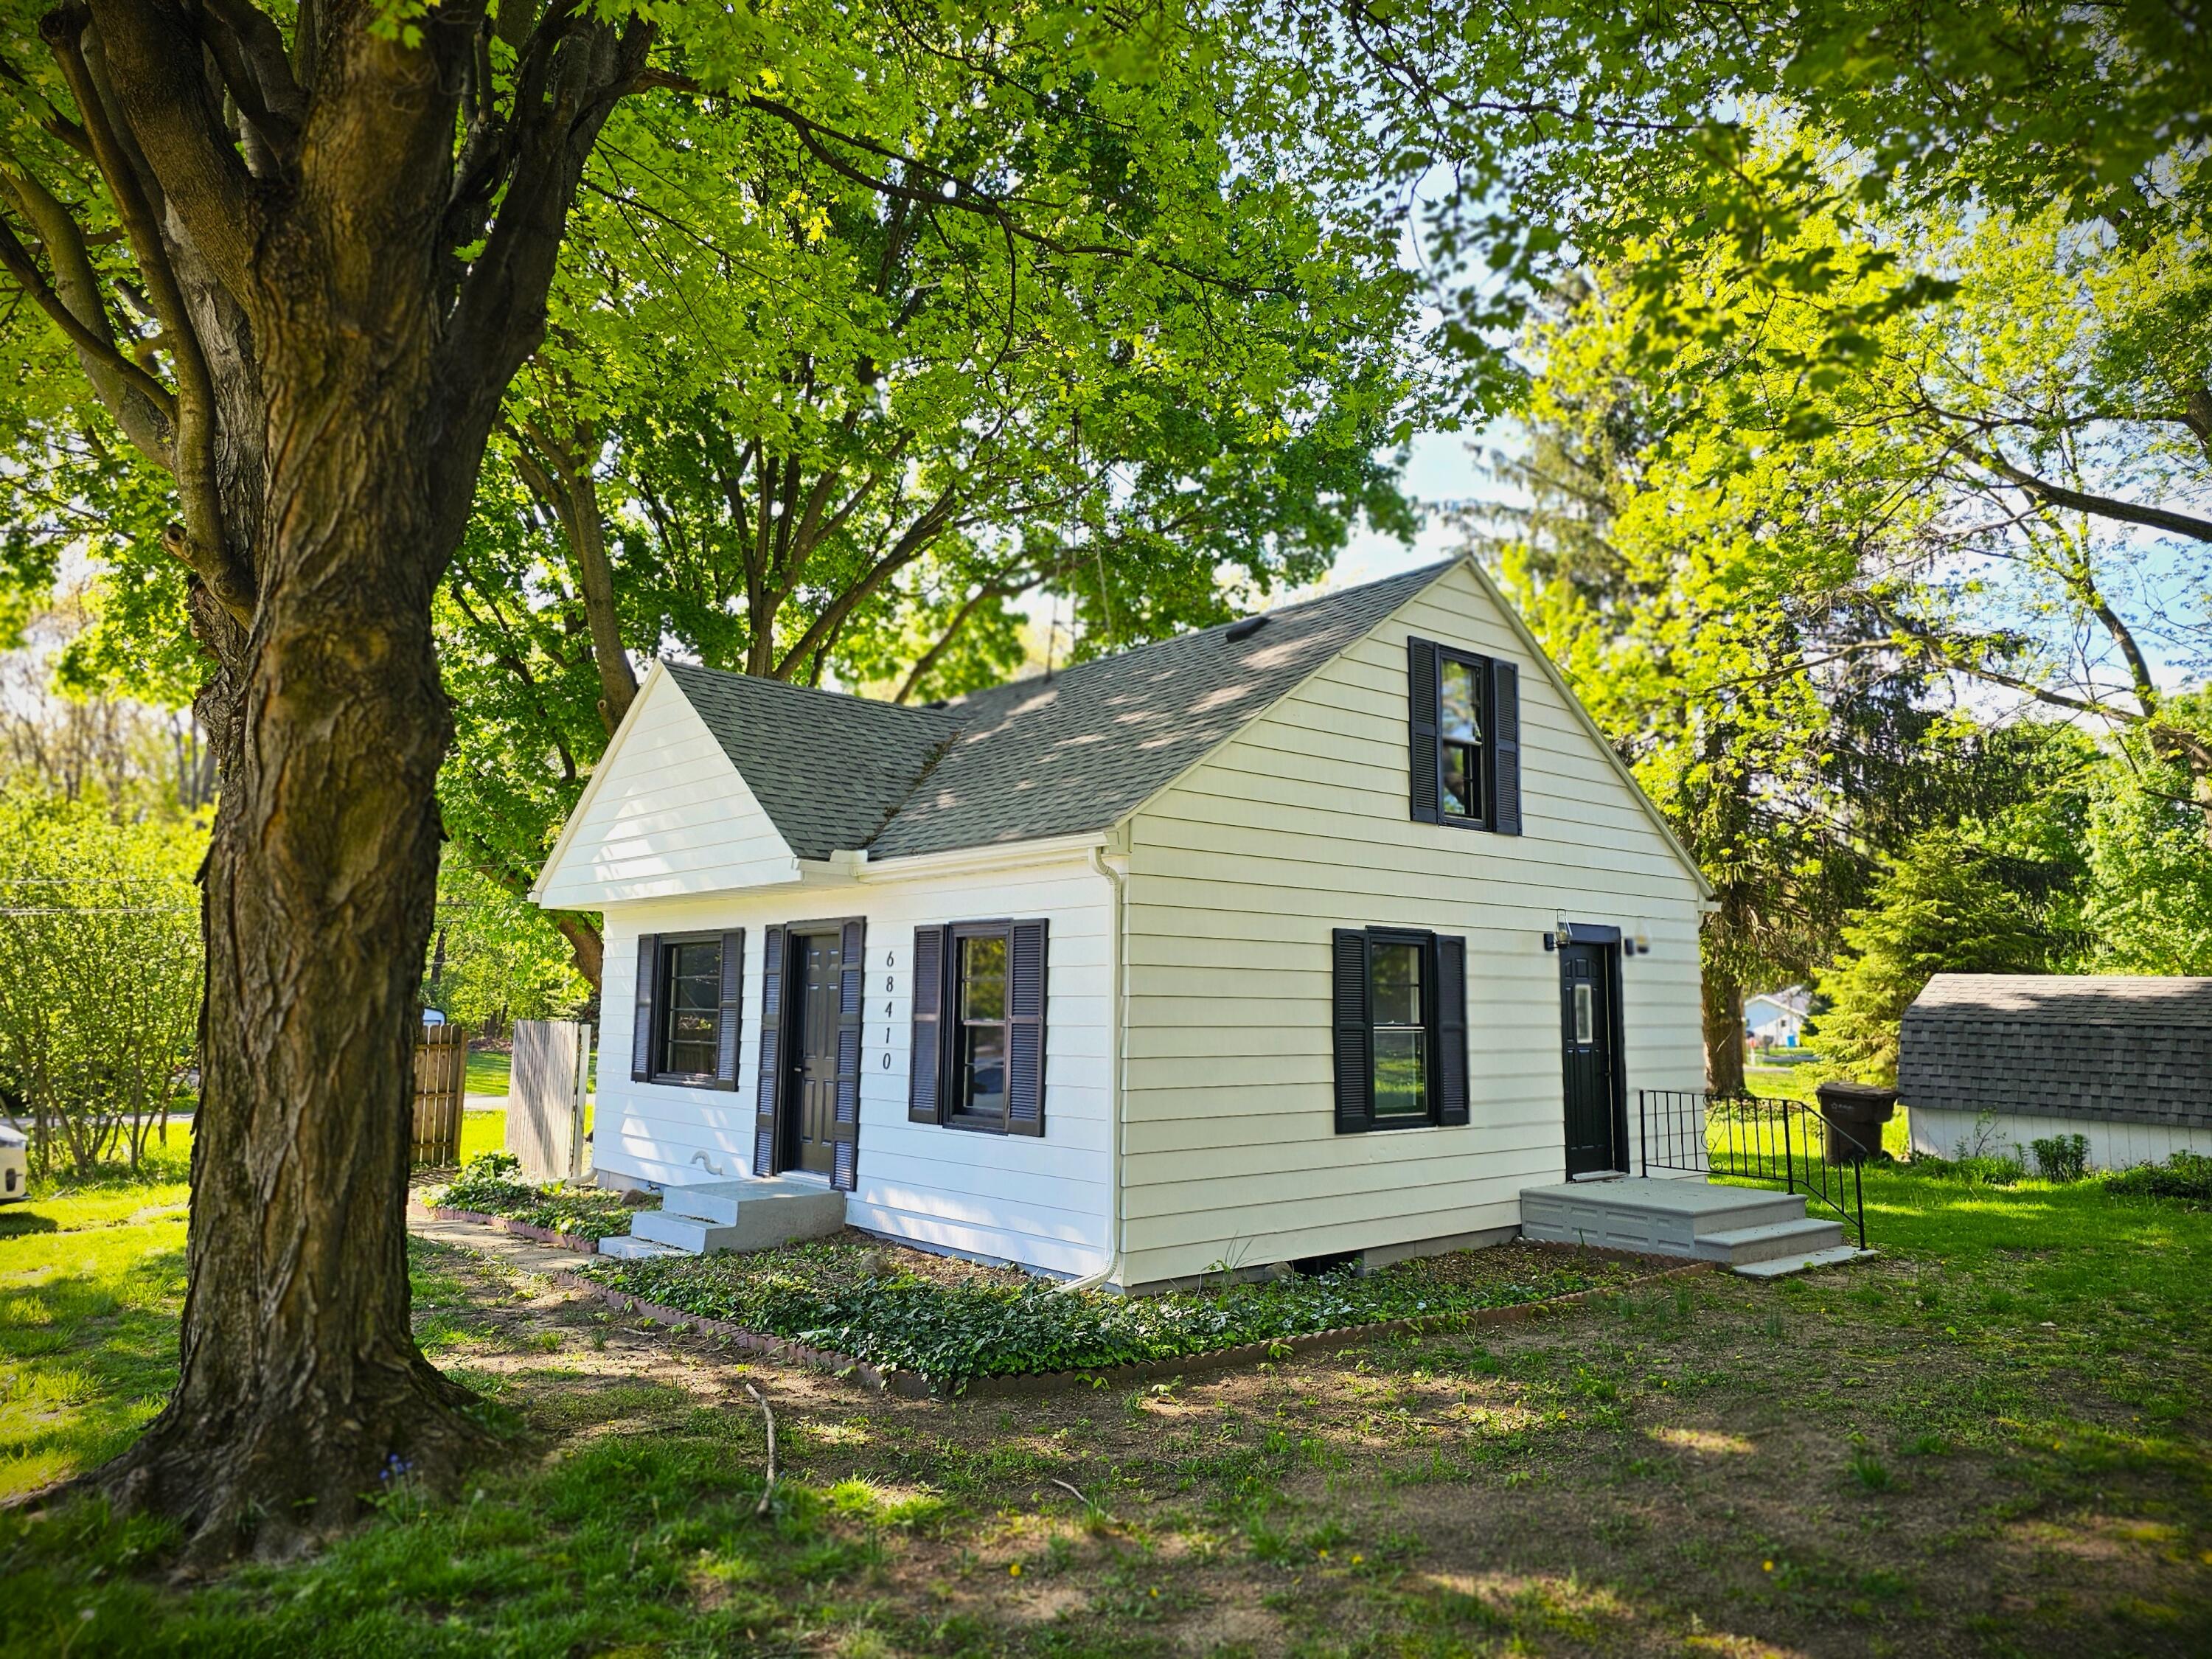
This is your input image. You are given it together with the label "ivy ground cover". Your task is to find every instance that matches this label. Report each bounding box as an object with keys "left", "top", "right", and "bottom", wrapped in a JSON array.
[{"left": 581, "top": 1236, "right": 1655, "bottom": 1389}]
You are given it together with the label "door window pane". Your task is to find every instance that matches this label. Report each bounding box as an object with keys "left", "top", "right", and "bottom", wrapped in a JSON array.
[
  {"left": 661, "top": 939, "right": 722, "bottom": 1076},
  {"left": 1574, "top": 981, "right": 1595, "bottom": 1046},
  {"left": 1370, "top": 939, "right": 1428, "bottom": 1116}
]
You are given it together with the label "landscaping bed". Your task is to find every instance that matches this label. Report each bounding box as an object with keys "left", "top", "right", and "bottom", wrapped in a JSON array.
[
  {"left": 424, "top": 1151, "right": 655, "bottom": 1246},
  {"left": 580, "top": 1234, "right": 1671, "bottom": 1392}
]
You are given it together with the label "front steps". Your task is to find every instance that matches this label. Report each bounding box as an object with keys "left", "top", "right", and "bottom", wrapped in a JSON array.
[
  {"left": 613, "top": 1175, "right": 846, "bottom": 1259},
  {"left": 1520, "top": 1177, "right": 1857, "bottom": 1273}
]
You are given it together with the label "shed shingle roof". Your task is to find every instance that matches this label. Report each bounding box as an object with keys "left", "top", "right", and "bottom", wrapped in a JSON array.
[
  {"left": 1896, "top": 973, "right": 2212, "bottom": 1129},
  {"left": 662, "top": 560, "right": 1453, "bottom": 863}
]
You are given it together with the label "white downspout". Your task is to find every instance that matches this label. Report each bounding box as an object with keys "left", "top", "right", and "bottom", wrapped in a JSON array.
[{"left": 1060, "top": 842, "right": 1127, "bottom": 1293}]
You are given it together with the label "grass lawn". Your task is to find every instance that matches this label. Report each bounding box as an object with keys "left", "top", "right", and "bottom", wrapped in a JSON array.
[{"left": 3, "top": 1159, "right": 2208, "bottom": 1657}]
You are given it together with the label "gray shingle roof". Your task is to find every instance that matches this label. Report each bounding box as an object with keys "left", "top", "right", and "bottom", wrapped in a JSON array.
[
  {"left": 661, "top": 560, "right": 1453, "bottom": 863},
  {"left": 1896, "top": 973, "right": 2212, "bottom": 1130},
  {"left": 662, "top": 661, "right": 957, "bottom": 862}
]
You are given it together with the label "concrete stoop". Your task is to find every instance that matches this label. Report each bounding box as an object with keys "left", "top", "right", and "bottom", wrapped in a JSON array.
[
  {"left": 621, "top": 1175, "right": 846, "bottom": 1258},
  {"left": 1520, "top": 1177, "right": 1851, "bottom": 1270}
]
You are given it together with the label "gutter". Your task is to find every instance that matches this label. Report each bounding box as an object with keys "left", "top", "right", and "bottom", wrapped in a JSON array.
[{"left": 1060, "top": 841, "right": 1128, "bottom": 1293}]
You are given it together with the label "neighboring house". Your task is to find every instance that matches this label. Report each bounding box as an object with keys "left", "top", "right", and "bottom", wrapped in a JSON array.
[
  {"left": 1745, "top": 987, "right": 1810, "bottom": 1048},
  {"left": 1899, "top": 974, "right": 2212, "bottom": 1169},
  {"left": 533, "top": 557, "right": 1715, "bottom": 1290}
]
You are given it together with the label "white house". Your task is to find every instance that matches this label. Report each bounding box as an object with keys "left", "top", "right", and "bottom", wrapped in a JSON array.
[
  {"left": 1745, "top": 987, "right": 1810, "bottom": 1048},
  {"left": 532, "top": 557, "right": 1719, "bottom": 1290}
]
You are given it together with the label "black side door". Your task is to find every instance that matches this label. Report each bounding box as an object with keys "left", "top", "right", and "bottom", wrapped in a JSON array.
[
  {"left": 782, "top": 931, "right": 841, "bottom": 1175},
  {"left": 1560, "top": 941, "right": 1622, "bottom": 1175}
]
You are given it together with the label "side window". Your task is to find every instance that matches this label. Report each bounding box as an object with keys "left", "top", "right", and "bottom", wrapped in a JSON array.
[
  {"left": 909, "top": 919, "right": 1048, "bottom": 1135},
  {"left": 1332, "top": 927, "right": 1470, "bottom": 1133},
  {"left": 630, "top": 929, "right": 742, "bottom": 1091}
]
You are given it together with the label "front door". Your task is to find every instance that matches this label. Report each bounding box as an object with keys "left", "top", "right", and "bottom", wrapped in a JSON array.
[
  {"left": 1560, "top": 941, "right": 1622, "bottom": 1175},
  {"left": 782, "top": 931, "right": 841, "bottom": 1175}
]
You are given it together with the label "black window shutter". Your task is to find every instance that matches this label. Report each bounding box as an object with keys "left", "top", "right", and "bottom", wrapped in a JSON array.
[
  {"left": 630, "top": 934, "right": 658, "bottom": 1082},
  {"left": 908, "top": 925, "right": 946, "bottom": 1124},
  {"left": 1408, "top": 637, "right": 1441, "bottom": 824},
  {"left": 714, "top": 930, "right": 743, "bottom": 1091},
  {"left": 753, "top": 924, "right": 785, "bottom": 1175},
  {"left": 1331, "top": 928, "right": 1373, "bottom": 1133},
  {"left": 1006, "top": 919, "right": 1049, "bottom": 1136},
  {"left": 831, "top": 919, "right": 866, "bottom": 1189},
  {"left": 1490, "top": 658, "right": 1522, "bottom": 835},
  {"left": 1436, "top": 934, "right": 1470, "bottom": 1126}
]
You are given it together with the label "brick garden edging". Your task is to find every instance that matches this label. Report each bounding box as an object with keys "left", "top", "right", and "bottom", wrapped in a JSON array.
[
  {"left": 557, "top": 1255, "right": 1717, "bottom": 1401},
  {"left": 425, "top": 1206, "right": 606, "bottom": 1255}
]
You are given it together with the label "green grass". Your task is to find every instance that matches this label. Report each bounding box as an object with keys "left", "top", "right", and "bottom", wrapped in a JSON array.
[
  {"left": 462, "top": 1048, "right": 509, "bottom": 1096},
  {"left": 3, "top": 1151, "right": 2208, "bottom": 1656}
]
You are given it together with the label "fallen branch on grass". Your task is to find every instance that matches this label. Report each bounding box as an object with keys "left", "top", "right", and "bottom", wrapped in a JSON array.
[{"left": 745, "top": 1382, "right": 777, "bottom": 1515}]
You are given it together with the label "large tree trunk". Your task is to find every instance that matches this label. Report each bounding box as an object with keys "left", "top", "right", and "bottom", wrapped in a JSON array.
[
  {"left": 1702, "top": 970, "right": 1747, "bottom": 1096},
  {"left": 98, "top": 380, "right": 488, "bottom": 1563}
]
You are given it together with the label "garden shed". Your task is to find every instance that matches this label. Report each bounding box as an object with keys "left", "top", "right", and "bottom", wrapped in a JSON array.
[{"left": 1898, "top": 973, "right": 2212, "bottom": 1169}]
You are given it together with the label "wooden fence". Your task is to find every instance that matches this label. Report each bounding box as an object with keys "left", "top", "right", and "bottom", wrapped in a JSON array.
[{"left": 411, "top": 1023, "right": 471, "bottom": 1166}]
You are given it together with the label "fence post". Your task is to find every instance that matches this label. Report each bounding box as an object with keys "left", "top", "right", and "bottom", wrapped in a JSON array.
[{"left": 1781, "top": 1102, "right": 1794, "bottom": 1194}]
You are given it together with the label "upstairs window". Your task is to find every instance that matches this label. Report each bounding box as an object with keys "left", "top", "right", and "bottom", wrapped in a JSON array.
[{"left": 1408, "top": 637, "right": 1522, "bottom": 835}]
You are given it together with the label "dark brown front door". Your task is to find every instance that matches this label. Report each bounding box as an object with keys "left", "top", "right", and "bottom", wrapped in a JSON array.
[
  {"left": 782, "top": 931, "right": 841, "bottom": 1175},
  {"left": 1561, "top": 940, "right": 1623, "bottom": 1176}
]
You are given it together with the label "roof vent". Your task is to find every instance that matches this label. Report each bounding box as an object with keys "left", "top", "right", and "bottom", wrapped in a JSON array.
[{"left": 1225, "top": 615, "right": 1268, "bottom": 643}]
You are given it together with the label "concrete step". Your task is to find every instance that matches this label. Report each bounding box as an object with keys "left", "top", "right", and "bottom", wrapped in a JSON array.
[
  {"left": 627, "top": 1178, "right": 846, "bottom": 1256},
  {"left": 1695, "top": 1216, "right": 1846, "bottom": 1265},
  {"left": 1733, "top": 1245, "right": 1871, "bottom": 1280},
  {"left": 598, "top": 1233, "right": 684, "bottom": 1262},
  {"left": 1520, "top": 1177, "right": 1811, "bottom": 1258}
]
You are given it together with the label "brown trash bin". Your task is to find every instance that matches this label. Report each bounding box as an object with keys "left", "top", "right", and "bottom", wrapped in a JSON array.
[{"left": 1815, "top": 1080, "right": 1897, "bottom": 1164}]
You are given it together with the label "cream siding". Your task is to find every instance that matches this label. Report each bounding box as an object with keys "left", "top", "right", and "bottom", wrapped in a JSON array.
[
  {"left": 535, "top": 668, "right": 801, "bottom": 908},
  {"left": 597, "top": 852, "right": 1114, "bottom": 1276},
  {"left": 1117, "top": 561, "right": 1707, "bottom": 1287},
  {"left": 1908, "top": 1107, "right": 2212, "bottom": 1172}
]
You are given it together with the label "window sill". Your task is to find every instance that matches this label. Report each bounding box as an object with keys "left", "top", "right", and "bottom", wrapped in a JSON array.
[
  {"left": 648, "top": 1073, "right": 728, "bottom": 1091},
  {"left": 1338, "top": 1118, "right": 1456, "bottom": 1135}
]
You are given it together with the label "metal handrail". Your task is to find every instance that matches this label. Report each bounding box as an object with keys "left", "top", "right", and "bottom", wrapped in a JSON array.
[{"left": 1637, "top": 1088, "right": 1868, "bottom": 1250}]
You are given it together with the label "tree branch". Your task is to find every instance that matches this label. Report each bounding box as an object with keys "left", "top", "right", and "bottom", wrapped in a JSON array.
[
  {"left": 0, "top": 193, "right": 175, "bottom": 443},
  {"left": 1988, "top": 453, "right": 2212, "bottom": 544}
]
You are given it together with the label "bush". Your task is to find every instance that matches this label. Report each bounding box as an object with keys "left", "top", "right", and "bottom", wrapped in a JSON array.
[
  {"left": 585, "top": 1239, "right": 1630, "bottom": 1390},
  {"left": 2029, "top": 1133, "right": 2089, "bottom": 1184},
  {"left": 432, "top": 1151, "right": 650, "bottom": 1239},
  {"left": 0, "top": 790, "right": 202, "bottom": 1178},
  {"left": 2105, "top": 1152, "right": 2212, "bottom": 1204}
]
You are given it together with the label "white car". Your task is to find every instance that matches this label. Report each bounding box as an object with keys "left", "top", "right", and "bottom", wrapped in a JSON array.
[{"left": 0, "top": 1123, "right": 24, "bottom": 1204}]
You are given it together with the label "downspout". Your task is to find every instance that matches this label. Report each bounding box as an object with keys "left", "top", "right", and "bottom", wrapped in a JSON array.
[{"left": 1060, "top": 841, "right": 1127, "bottom": 1293}]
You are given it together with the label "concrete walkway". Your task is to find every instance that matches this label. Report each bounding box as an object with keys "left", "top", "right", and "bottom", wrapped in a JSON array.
[{"left": 406, "top": 1206, "right": 595, "bottom": 1277}]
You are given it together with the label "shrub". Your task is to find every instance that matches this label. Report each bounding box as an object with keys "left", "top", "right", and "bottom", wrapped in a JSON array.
[
  {"left": 2029, "top": 1133, "right": 2089, "bottom": 1184},
  {"left": 2104, "top": 1152, "right": 2212, "bottom": 1205},
  {"left": 432, "top": 1151, "right": 650, "bottom": 1239},
  {"left": 0, "top": 790, "right": 202, "bottom": 1178}
]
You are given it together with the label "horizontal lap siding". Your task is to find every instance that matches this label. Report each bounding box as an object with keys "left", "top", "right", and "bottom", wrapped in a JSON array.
[
  {"left": 538, "top": 675, "right": 800, "bottom": 907},
  {"left": 1908, "top": 1107, "right": 2212, "bottom": 1171},
  {"left": 597, "top": 855, "right": 1113, "bottom": 1277},
  {"left": 1121, "top": 563, "right": 1707, "bottom": 1287}
]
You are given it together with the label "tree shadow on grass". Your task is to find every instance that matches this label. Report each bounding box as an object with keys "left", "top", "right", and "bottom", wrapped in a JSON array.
[
  {"left": 0, "top": 1244, "right": 184, "bottom": 1500},
  {"left": 0, "top": 1212, "right": 57, "bottom": 1239}
]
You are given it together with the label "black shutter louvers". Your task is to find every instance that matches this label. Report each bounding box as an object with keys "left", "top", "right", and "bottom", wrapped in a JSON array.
[
  {"left": 1331, "top": 928, "right": 1373, "bottom": 1133},
  {"left": 1491, "top": 658, "right": 1522, "bottom": 835},
  {"left": 754, "top": 925, "right": 785, "bottom": 1175},
  {"left": 1006, "top": 919, "right": 1048, "bottom": 1135},
  {"left": 714, "top": 930, "right": 743, "bottom": 1091},
  {"left": 908, "top": 925, "right": 946, "bottom": 1124},
  {"left": 1436, "top": 934, "right": 1470, "bottom": 1126},
  {"left": 831, "top": 919, "right": 866, "bottom": 1189},
  {"left": 630, "top": 934, "right": 658, "bottom": 1082},
  {"left": 1408, "top": 636, "right": 1441, "bottom": 824}
]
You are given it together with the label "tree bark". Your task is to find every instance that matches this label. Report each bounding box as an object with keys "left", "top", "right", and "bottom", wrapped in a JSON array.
[
  {"left": 39, "top": 0, "right": 650, "bottom": 1563},
  {"left": 552, "top": 911, "right": 605, "bottom": 1003},
  {"left": 1702, "top": 969, "right": 1747, "bottom": 1096}
]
